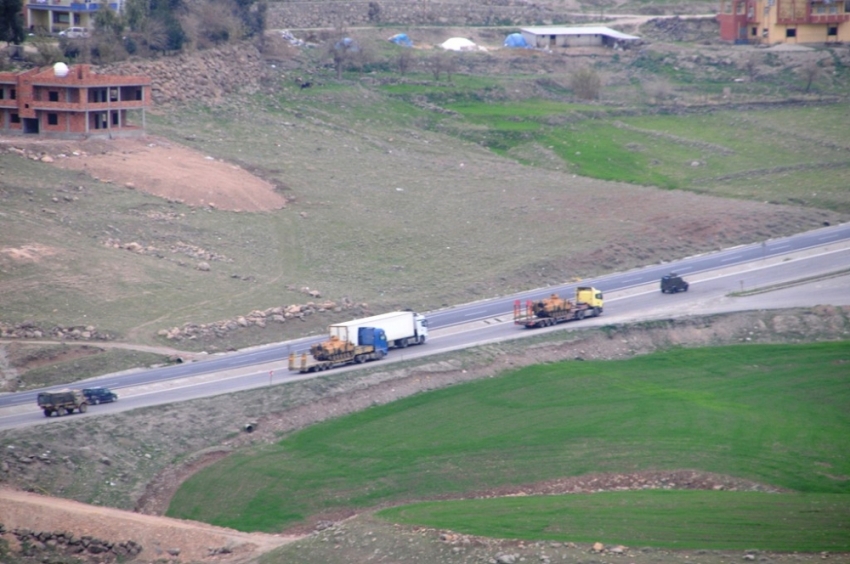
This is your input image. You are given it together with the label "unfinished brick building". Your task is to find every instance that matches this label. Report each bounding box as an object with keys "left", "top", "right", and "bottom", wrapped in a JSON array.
[
  {"left": 718, "top": 0, "right": 850, "bottom": 44},
  {"left": 0, "top": 63, "right": 152, "bottom": 139}
]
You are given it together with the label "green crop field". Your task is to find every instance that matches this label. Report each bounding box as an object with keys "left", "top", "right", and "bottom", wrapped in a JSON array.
[
  {"left": 167, "top": 342, "right": 850, "bottom": 549},
  {"left": 378, "top": 491, "right": 850, "bottom": 551}
]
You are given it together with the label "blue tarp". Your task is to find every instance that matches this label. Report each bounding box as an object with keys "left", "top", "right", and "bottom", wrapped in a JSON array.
[
  {"left": 388, "top": 33, "right": 413, "bottom": 47},
  {"left": 504, "top": 33, "right": 529, "bottom": 48}
]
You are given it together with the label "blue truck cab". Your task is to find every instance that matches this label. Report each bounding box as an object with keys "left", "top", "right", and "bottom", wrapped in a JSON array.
[{"left": 358, "top": 327, "right": 389, "bottom": 357}]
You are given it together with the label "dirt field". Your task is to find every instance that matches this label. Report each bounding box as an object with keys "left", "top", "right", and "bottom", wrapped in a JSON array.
[
  {"left": 0, "top": 488, "right": 298, "bottom": 564},
  {"left": 24, "top": 136, "right": 287, "bottom": 212}
]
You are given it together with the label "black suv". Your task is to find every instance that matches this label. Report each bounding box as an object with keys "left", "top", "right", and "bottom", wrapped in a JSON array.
[
  {"left": 82, "top": 387, "right": 118, "bottom": 404},
  {"left": 660, "top": 273, "right": 689, "bottom": 293}
]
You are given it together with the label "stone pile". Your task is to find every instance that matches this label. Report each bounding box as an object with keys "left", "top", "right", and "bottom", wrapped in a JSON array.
[
  {"left": 0, "top": 525, "right": 143, "bottom": 562},
  {"left": 102, "top": 237, "right": 231, "bottom": 266},
  {"left": 101, "top": 44, "right": 266, "bottom": 106},
  {"left": 0, "top": 321, "right": 113, "bottom": 341},
  {"left": 158, "top": 296, "right": 365, "bottom": 341}
]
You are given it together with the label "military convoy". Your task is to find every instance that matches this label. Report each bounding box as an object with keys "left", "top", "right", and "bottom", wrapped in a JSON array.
[
  {"left": 36, "top": 387, "right": 119, "bottom": 416},
  {"left": 514, "top": 287, "right": 604, "bottom": 329}
]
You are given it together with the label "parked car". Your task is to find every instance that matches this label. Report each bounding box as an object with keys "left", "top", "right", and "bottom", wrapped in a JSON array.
[
  {"left": 82, "top": 387, "right": 118, "bottom": 404},
  {"left": 59, "top": 27, "right": 90, "bottom": 38},
  {"left": 660, "top": 273, "right": 689, "bottom": 293}
]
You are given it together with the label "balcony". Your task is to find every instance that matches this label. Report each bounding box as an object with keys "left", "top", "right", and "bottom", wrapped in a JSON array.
[
  {"left": 28, "top": 0, "right": 119, "bottom": 11},
  {"left": 27, "top": 99, "right": 147, "bottom": 111},
  {"left": 806, "top": 12, "right": 850, "bottom": 23},
  {"left": 777, "top": 13, "right": 850, "bottom": 23}
]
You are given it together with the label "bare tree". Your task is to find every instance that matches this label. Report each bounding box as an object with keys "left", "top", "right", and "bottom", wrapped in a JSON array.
[
  {"left": 28, "top": 35, "right": 63, "bottom": 65},
  {"left": 396, "top": 49, "right": 412, "bottom": 76},
  {"left": 328, "top": 35, "right": 360, "bottom": 79},
  {"left": 570, "top": 67, "right": 602, "bottom": 101},
  {"left": 353, "top": 40, "right": 375, "bottom": 75},
  {"left": 367, "top": 1, "right": 380, "bottom": 23},
  {"left": 180, "top": 0, "right": 243, "bottom": 49},
  {"left": 138, "top": 18, "right": 169, "bottom": 55},
  {"left": 742, "top": 55, "right": 760, "bottom": 82},
  {"left": 798, "top": 62, "right": 822, "bottom": 93},
  {"left": 642, "top": 78, "right": 674, "bottom": 104},
  {"left": 427, "top": 51, "right": 446, "bottom": 81},
  {"left": 443, "top": 52, "right": 457, "bottom": 82}
]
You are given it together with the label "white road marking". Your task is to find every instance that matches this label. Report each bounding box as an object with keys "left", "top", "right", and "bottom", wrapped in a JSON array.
[{"left": 463, "top": 309, "right": 488, "bottom": 317}]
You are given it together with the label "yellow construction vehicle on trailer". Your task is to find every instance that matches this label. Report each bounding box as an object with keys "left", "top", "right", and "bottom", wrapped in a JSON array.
[
  {"left": 513, "top": 287, "right": 603, "bottom": 329},
  {"left": 288, "top": 327, "right": 389, "bottom": 373}
]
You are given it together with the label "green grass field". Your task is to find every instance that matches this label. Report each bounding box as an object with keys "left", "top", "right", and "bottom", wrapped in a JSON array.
[
  {"left": 167, "top": 342, "right": 850, "bottom": 549},
  {"left": 378, "top": 491, "right": 850, "bottom": 551}
]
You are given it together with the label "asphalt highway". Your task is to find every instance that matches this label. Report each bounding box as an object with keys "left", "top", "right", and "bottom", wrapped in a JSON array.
[{"left": 1, "top": 222, "right": 848, "bottom": 429}]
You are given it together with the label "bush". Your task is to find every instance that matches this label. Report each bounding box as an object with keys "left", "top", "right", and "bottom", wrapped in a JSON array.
[{"left": 570, "top": 67, "right": 602, "bottom": 100}]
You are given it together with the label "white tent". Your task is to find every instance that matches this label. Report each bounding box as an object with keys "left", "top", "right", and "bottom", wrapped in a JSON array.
[{"left": 440, "top": 37, "right": 478, "bottom": 51}]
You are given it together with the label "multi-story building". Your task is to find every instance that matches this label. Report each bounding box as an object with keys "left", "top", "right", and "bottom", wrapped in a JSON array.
[
  {"left": 718, "top": 0, "right": 850, "bottom": 44},
  {"left": 26, "top": 0, "right": 120, "bottom": 35},
  {"left": 0, "top": 63, "right": 151, "bottom": 139}
]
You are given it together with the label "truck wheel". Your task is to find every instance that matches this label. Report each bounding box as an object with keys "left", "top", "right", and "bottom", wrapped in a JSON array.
[
  {"left": 355, "top": 355, "right": 365, "bottom": 364},
  {"left": 43, "top": 409, "right": 51, "bottom": 417},
  {"left": 398, "top": 339, "right": 408, "bottom": 349},
  {"left": 79, "top": 403, "right": 87, "bottom": 413},
  {"left": 594, "top": 307, "right": 602, "bottom": 317},
  {"left": 576, "top": 310, "right": 585, "bottom": 320}
]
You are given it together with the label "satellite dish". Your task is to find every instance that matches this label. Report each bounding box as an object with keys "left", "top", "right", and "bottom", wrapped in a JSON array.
[{"left": 53, "top": 62, "right": 69, "bottom": 77}]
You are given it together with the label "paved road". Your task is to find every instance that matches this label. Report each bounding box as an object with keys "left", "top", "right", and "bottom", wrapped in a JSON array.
[{"left": 1, "top": 223, "right": 848, "bottom": 429}]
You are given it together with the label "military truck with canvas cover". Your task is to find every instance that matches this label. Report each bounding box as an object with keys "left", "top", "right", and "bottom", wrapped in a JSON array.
[{"left": 37, "top": 389, "right": 88, "bottom": 417}]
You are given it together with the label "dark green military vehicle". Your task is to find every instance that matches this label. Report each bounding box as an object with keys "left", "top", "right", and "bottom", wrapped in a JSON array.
[{"left": 660, "top": 273, "right": 689, "bottom": 293}]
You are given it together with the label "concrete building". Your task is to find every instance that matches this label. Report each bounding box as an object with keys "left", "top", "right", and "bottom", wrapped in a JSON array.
[
  {"left": 25, "top": 0, "right": 120, "bottom": 35},
  {"left": 0, "top": 64, "right": 151, "bottom": 139},
  {"left": 519, "top": 26, "right": 641, "bottom": 50},
  {"left": 718, "top": 0, "right": 850, "bottom": 44}
]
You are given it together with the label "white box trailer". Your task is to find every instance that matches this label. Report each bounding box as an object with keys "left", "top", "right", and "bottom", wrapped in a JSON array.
[{"left": 328, "top": 311, "right": 428, "bottom": 349}]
